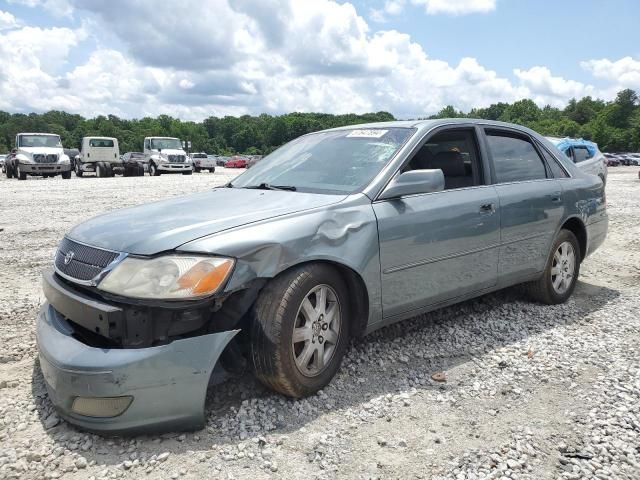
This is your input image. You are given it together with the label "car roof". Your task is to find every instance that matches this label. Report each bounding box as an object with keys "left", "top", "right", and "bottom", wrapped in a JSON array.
[
  {"left": 84, "top": 136, "right": 117, "bottom": 140},
  {"left": 322, "top": 118, "right": 542, "bottom": 136}
]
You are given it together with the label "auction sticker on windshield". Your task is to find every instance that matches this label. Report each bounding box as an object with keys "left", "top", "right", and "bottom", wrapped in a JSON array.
[{"left": 346, "top": 129, "right": 388, "bottom": 138}]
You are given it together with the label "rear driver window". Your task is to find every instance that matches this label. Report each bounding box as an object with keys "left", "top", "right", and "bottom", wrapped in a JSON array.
[{"left": 486, "top": 132, "right": 547, "bottom": 183}]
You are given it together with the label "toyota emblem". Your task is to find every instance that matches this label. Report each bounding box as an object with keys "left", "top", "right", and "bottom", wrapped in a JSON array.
[{"left": 64, "top": 251, "right": 75, "bottom": 265}]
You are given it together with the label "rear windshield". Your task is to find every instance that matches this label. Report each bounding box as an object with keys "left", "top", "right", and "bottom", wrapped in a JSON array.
[
  {"left": 89, "top": 139, "right": 115, "bottom": 147},
  {"left": 192, "top": 154, "right": 207, "bottom": 158}
]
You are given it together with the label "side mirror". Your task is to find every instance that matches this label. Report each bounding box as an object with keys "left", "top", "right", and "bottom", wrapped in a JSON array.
[
  {"left": 11, "top": 148, "right": 17, "bottom": 154},
  {"left": 378, "top": 169, "right": 445, "bottom": 200}
]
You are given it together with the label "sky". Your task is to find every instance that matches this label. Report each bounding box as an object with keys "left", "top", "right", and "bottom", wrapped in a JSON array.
[{"left": 0, "top": 0, "right": 639, "bottom": 121}]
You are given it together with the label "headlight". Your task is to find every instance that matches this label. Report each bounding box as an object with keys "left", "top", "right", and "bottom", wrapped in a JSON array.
[
  {"left": 98, "top": 255, "right": 234, "bottom": 300},
  {"left": 59, "top": 155, "right": 70, "bottom": 164}
]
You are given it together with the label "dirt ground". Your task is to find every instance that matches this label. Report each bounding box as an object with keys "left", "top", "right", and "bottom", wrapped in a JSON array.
[{"left": 0, "top": 167, "right": 638, "bottom": 480}]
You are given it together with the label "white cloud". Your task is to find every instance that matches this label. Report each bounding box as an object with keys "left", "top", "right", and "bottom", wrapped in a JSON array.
[
  {"left": 581, "top": 57, "right": 640, "bottom": 90},
  {"left": 0, "top": 10, "right": 19, "bottom": 30},
  {"left": 412, "top": 0, "right": 496, "bottom": 15},
  {"left": 514, "top": 66, "right": 594, "bottom": 106},
  {"left": 0, "top": 0, "right": 632, "bottom": 120}
]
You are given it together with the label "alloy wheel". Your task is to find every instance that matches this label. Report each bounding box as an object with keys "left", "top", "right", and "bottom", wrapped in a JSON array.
[
  {"left": 551, "top": 241, "right": 575, "bottom": 294},
  {"left": 292, "top": 284, "right": 341, "bottom": 377}
]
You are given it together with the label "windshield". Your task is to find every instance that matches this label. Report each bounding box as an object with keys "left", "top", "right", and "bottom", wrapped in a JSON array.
[
  {"left": 150, "top": 138, "right": 182, "bottom": 150},
  {"left": 89, "top": 138, "right": 115, "bottom": 147},
  {"left": 19, "top": 135, "right": 62, "bottom": 148},
  {"left": 231, "top": 128, "right": 415, "bottom": 194}
]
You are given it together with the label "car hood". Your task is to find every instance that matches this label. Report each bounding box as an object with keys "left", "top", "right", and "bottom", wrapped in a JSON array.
[
  {"left": 67, "top": 188, "right": 347, "bottom": 255},
  {"left": 153, "top": 149, "right": 186, "bottom": 156},
  {"left": 20, "top": 147, "right": 64, "bottom": 155}
]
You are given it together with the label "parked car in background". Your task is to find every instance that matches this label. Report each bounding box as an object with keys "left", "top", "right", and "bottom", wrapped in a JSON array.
[
  {"left": 5, "top": 133, "right": 72, "bottom": 180},
  {"left": 190, "top": 152, "right": 216, "bottom": 173},
  {"left": 37, "top": 119, "right": 607, "bottom": 434},
  {"left": 603, "top": 153, "right": 620, "bottom": 167},
  {"left": 618, "top": 153, "right": 640, "bottom": 166},
  {"left": 216, "top": 156, "right": 229, "bottom": 166},
  {"left": 64, "top": 148, "right": 79, "bottom": 169},
  {"left": 121, "top": 152, "right": 148, "bottom": 173},
  {"left": 225, "top": 155, "right": 248, "bottom": 168},
  {"left": 547, "top": 137, "right": 607, "bottom": 185},
  {"left": 0, "top": 154, "right": 6, "bottom": 173},
  {"left": 144, "top": 137, "right": 192, "bottom": 176}
]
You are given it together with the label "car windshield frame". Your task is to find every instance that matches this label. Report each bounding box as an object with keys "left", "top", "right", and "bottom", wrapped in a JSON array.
[
  {"left": 18, "top": 134, "right": 62, "bottom": 148},
  {"left": 230, "top": 127, "right": 416, "bottom": 195},
  {"left": 150, "top": 138, "right": 182, "bottom": 150}
]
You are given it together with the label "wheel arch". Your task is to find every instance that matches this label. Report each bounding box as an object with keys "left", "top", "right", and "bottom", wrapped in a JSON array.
[
  {"left": 560, "top": 216, "right": 587, "bottom": 261},
  {"left": 258, "top": 259, "right": 371, "bottom": 339}
]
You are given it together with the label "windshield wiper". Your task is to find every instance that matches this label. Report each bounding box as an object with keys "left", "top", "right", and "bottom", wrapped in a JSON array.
[{"left": 243, "top": 183, "right": 297, "bottom": 191}]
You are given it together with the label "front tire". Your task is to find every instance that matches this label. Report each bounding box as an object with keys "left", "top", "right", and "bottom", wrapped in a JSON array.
[
  {"left": 61, "top": 171, "right": 71, "bottom": 179},
  {"left": 250, "top": 264, "right": 350, "bottom": 398},
  {"left": 182, "top": 169, "right": 193, "bottom": 175},
  {"left": 528, "top": 229, "right": 580, "bottom": 304},
  {"left": 75, "top": 162, "right": 83, "bottom": 177},
  {"left": 16, "top": 165, "right": 27, "bottom": 180},
  {"left": 149, "top": 163, "right": 160, "bottom": 176}
]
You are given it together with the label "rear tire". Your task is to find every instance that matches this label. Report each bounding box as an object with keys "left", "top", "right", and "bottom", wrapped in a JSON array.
[
  {"left": 5, "top": 164, "right": 12, "bottom": 178},
  {"left": 250, "top": 264, "right": 350, "bottom": 398},
  {"left": 96, "top": 162, "right": 105, "bottom": 178},
  {"left": 528, "top": 229, "right": 580, "bottom": 304}
]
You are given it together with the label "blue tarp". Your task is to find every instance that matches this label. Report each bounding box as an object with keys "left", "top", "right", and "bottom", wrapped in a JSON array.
[{"left": 555, "top": 138, "right": 597, "bottom": 157}]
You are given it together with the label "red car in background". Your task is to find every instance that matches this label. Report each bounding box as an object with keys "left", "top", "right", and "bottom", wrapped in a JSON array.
[{"left": 225, "top": 156, "right": 248, "bottom": 168}]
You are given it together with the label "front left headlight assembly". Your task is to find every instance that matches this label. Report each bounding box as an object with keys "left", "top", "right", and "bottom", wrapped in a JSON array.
[{"left": 97, "top": 255, "right": 234, "bottom": 300}]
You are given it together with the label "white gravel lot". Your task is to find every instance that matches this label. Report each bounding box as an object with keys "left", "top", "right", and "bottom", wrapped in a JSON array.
[{"left": 0, "top": 167, "right": 638, "bottom": 480}]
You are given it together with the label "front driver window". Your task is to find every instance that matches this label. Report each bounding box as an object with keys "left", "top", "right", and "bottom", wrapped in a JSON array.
[{"left": 404, "top": 129, "right": 481, "bottom": 190}]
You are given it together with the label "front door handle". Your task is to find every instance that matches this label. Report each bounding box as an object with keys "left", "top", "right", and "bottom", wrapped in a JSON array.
[{"left": 479, "top": 203, "right": 495, "bottom": 213}]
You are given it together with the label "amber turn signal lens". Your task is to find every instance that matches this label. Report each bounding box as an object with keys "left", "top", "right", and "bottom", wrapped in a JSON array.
[{"left": 177, "top": 259, "right": 234, "bottom": 295}]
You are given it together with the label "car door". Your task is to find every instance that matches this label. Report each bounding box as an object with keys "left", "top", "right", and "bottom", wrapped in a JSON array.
[
  {"left": 483, "top": 128, "right": 564, "bottom": 283},
  {"left": 373, "top": 126, "right": 500, "bottom": 319}
]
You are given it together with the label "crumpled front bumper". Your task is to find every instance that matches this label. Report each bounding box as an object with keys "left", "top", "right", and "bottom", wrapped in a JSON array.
[{"left": 36, "top": 303, "right": 238, "bottom": 434}]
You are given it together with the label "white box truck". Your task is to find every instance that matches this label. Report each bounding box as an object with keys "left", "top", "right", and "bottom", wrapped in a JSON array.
[
  {"left": 5, "top": 133, "right": 72, "bottom": 180},
  {"left": 144, "top": 137, "right": 193, "bottom": 176},
  {"left": 75, "top": 137, "right": 144, "bottom": 178}
]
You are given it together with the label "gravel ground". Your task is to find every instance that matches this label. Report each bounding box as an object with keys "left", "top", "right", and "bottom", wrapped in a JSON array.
[{"left": 0, "top": 167, "right": 638, "bottom": 480}]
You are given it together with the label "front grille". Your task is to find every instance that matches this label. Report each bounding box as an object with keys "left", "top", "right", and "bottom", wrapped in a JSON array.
[
  {"left": 168, "top": 154, "right": 185, "bottom": 163},
  {"left": 33, "top": 154, "right": 58, "bottom": 163},
  {"left": 54, "top": 237, "right": 120, "bottom": 282}
]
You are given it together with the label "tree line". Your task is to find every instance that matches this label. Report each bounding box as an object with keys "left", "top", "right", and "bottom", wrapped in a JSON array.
[{"left": 0, "top": 89, "right": 638, "bottom": 154}]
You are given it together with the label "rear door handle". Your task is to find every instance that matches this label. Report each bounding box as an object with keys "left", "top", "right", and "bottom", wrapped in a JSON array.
[
  {"left": 479, "top": 203, "right": 495, "bottom": 213},
  {"left": 548, "top": 191, "right": 562, "bottom": 203}
]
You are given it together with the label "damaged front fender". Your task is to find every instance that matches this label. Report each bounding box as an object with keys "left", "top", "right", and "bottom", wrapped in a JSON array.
[
  {"left": 36, "top": 303, "right": 238, "bottom": 434},
  {"left": 178, "top": 193, "right": 383, "bottom": 329}
]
